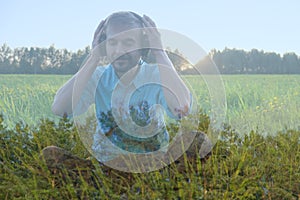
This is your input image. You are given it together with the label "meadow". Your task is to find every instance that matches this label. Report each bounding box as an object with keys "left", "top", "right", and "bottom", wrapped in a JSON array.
[
  {"left": 0, "top": 74, "right": 69, "bottom": 128},
  {"left": 0, "top": 74, "right": 300, "bottom": 199},
  {"left": 1, "top": 74, "right": 299, "bottom": 135}
]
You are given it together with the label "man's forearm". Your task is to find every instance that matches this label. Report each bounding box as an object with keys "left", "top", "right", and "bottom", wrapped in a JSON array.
[
  {"left": 52, "top": 53, "right": 100, "bottom": 116},
  {"left": 153, "top": 50, "right": 191, "bottom": 117}
]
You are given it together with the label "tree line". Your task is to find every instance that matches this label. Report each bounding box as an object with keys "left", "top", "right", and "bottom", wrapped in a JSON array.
[
  {"left": 0, "top": 44, "right": 89, "bottom": 74},
  {"left": 0, "top": 43, "right": 299, "bottom": 74},
  {"left": 210, "top": 48, "right": 300, "bottom": 74}
]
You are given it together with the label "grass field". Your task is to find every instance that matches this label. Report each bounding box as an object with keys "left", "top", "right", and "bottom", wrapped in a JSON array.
[
  {"left": 1, "top": 74, "right": 299, "bottom": 135},
  {"left": 0, "top": 74, "right": 299, "bottom": 199},
  {"left": 0, "top": 74, "right": 70, "bottom": 128}
]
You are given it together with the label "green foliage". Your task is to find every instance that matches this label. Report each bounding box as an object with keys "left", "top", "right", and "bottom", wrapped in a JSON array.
[{"left": 0, "top": 112, "right": 299, "bottom": 199}]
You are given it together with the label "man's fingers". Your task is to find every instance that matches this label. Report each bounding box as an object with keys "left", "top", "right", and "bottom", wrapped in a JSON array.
[
  {"left": 94, "top": 20, "right": 105, "bottom": 37},
  {"left": 174, "top": 105, "right": 189, "bottom": 118},
  {"left": 92, "top": 20, "right": 105, "bottom": 48}
]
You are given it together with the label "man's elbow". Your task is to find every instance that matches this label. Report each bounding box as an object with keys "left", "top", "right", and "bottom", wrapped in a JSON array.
[
  {"left": 51, "top": 102, "right": 68, "bottom": 117},
  {"left": 51, "top": 102, "right": 61, "bottom": 116}
]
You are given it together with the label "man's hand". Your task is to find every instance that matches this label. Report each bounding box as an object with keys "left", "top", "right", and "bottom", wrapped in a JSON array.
[
  {"left": 141, "top": 15, "right": 163, "bottom": 50},
  {"left": 91, "top": 20, "right": 108, "bottom": 62},
  {"left": 92, "top": 20, "right": 106, "bottom": 49},
  {"left": 174, "top": 104, "right": 190, "bottom": 119}
]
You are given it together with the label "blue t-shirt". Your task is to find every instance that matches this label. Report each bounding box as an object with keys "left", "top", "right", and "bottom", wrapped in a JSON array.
[{"left": 76, "top": 62, "right": 176, "bottom": 162}]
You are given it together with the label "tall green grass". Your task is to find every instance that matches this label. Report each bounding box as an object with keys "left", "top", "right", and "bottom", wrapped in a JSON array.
[
  {"left": 0, "top": 74, "right": 70, "bottom": 128},
  {"left": 0, "top": 74, "right": 299, "bottom": 134},
  {"left": 185, "top": 75, "right": 300, "bottom": 136},
  {"left": 224, "top": 75, "right": 300, "bottom": 135}
]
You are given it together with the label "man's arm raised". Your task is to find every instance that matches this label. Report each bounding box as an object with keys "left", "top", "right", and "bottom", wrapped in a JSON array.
[
  {"left": 52, "top": 21, "right": 106, "bottom": 117},
  {"left": 142, "top": 15, "right": 191, "bottom": 118},
  {"left": 51, "top": 52, "right": 101, "bottom": 117}
]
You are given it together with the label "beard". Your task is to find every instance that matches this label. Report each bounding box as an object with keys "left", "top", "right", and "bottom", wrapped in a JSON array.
[{"left": 111, "top": 52, "right": 141, "bottom": 76}]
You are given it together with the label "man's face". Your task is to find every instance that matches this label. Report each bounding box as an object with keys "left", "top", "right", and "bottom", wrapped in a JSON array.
[{"left": 105, "top": 23, "right": 143, "bottom": 76}]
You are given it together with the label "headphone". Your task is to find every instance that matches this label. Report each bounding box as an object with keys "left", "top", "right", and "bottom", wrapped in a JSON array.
[{"left": 96, "top": 11, "right": 150, "bottom": 62}]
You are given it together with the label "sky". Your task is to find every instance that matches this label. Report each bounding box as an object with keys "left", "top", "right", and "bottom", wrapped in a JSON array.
[{"left": 1, "top": 0, "right": 300, "bottom": 55}]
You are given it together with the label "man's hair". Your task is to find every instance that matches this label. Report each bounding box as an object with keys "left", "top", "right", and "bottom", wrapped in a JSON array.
[{"left": 106, "top": 11, "right": 144, "bottom": 29}]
